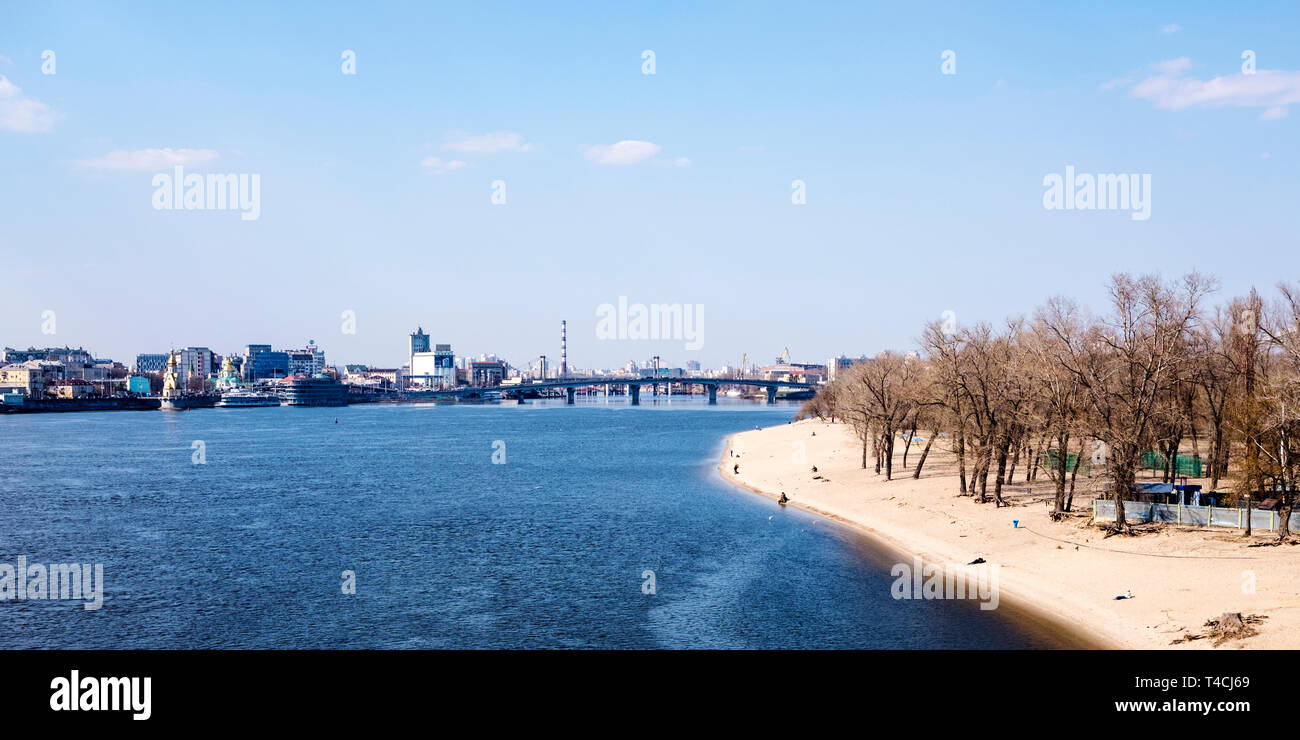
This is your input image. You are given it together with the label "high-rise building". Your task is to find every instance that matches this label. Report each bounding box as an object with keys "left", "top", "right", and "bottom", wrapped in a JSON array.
[
  {"left": 180, "top": 347, "right": 215, "bottom": 389},
  {"left": 410, "top": 342, "right": 456, "bottom": 388},
  {"left": 409, "top": 327, "right": 430, "bottom": 377}
]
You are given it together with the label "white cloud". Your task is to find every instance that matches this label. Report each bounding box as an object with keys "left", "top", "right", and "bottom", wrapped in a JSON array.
[
  {"left": 75, "top": 148, "right": 220, "bottom": 170},
  {"left": 443, "top": 131, "right": 534, "bottom": 153},
  {"left": 1122, "top": 58, "right": 1300, "bottom": 119},
  {"left": 672, "top": 157, "right": 691, "bottom": 167},
  {"left": 583, "top": 140, "right": 661, "bottom": 165},
  {"left": 1154, "top": 57, "right": 1193, "bottom": 75},
  {"left": 0, "top": 54, "right": 13, "bottom": 65},
  {"left": 421, "top": 156, "right": 467, "bottom": 174},
  {"left": 1160, "top": 23, "right": 1181, "bottom": 35},
  {"left": 0, "top": 76, "right": 56, "bottom": 133}
]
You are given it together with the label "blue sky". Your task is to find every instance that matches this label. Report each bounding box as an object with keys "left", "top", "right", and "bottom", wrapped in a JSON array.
[{"left": 2, "top": 1, "right": 1297, "bottom": 370}]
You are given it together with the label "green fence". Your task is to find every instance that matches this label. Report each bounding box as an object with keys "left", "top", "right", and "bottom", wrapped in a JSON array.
[
  {"left": 1140, "top": 450, "right": 1203, "bottom": 477},
  {"left": 1038, "top": 449, "right": 1091, "bottom": 476}
]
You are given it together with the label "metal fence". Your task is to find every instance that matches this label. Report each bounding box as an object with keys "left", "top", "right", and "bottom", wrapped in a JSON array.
[{"left": 1093, "top": 499, "right": 1288, "bottom": 531}]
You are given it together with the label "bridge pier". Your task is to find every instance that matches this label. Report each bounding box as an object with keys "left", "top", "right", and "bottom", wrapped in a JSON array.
[
  {"left": 630, "top": 385, "right": 640, "bottom": 406},
  {"left": 708, "top": 385, "right": 718, "bottom": 405},
  {"left": 566, "top": 387, "right": 575, "bottom": 405},
  {"left": 516, "top": 392, "right": 525, "bottom": 404},
  {"left": 766, "top": 386, "right": 777, "bottom": 404}
]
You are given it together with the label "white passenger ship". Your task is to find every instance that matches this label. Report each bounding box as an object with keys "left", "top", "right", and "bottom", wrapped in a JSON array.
[{"left": 216, "top": 389, "right": 282, "bottom": 408}]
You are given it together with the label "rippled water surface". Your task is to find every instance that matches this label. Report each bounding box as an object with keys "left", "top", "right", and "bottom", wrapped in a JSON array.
[{"left": 0, "top": 399, "right": 1067, "bottom": 648}]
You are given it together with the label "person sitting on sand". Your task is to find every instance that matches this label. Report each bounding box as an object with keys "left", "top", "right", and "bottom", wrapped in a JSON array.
[
  {"left": 779, "top": 492, "right": 789, "bottom": 504},
  {"left": 733, "top": 464, "right": 740, "bottom": 474},
  {"left": 811, "top": 466, "right": 818, "bottom": 473}
]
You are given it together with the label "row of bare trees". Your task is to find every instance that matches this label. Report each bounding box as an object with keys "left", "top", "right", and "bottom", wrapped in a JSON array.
[{"left": 802, "top": 273, "right": 1300, "bottom": 540}]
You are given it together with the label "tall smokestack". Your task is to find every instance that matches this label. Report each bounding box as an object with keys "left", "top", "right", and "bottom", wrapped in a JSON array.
[{"left": 561, "top": 320, "right": 567, "bottom": 377}]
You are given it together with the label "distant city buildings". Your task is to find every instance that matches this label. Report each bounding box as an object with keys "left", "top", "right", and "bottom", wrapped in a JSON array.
[
  {"left": 0, "top": 362, "right": 45, "bottom": 397},
  {"left": 471, "top": 360, "right": 507, "bottom": 387},
  {"left": 826, "top": 355, "right": 860, "bottom": 382},
  {"left": 5, "top": 328, "right": 836, "bottom": 402},
  {"left": 409, "top": 327, "right": 430, "bottom": 379},
  {"left": 135, "top": 353, "right": 168, "bottom": 374},
  {"left": 179, "top": 347, "right": 215, "bottom": 389},
  {"left": 759, "top": 361, "right": 827, "bottom": 384},
  {"left": 286, "top": 342, "right": 326, "bottom": 377},
  {"left": 248, "top": 350, "right": 289, "bottom": 380},
  {"left": 411, "top": 341, "right": 455, "bottom": 389}
]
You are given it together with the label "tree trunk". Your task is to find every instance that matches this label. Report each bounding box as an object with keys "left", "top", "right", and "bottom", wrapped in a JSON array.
[
  {"left": 1112, "top": 458, "right": 1133, "bottom": 530},
  {"left": 977, "top": 445, "right": 991, "bottom": 504},
  {"left": 956, "top": 429, "right": 968, "bottom": 494},
  {"left": 1209, "top": 427, "right": 1224, "bottom": 492},
  {"left": 861, "top": 426, "right": 869, "bottom": 470},
  {"left": 1052, "top": 432, "right": 1069, "bottom": 518},
  {"left": 1066, "top": 437, "right": 1084, "bottom": 512},
  {"left": 993, "top": 438, "right": 1010, "bottom": 507},
  {"left": 884, "top": 429, "right": 895, "bottom": 480},
  {"left": 1006, "top": 434, "right": 1022, "bottom": 485},
  {"left": 913, "top": 429, "right": 939, "bottom": 479},
  {"left": 902, "top": 419, "right": 917, "bottom": 468}
]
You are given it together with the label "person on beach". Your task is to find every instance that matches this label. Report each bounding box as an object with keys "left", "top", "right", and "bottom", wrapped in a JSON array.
[
  {"left": 733, "top": 463, "right": 740, "bottom": 474},
  {"left": 779, "top": 492, "right": 789, "bottom": 504}
]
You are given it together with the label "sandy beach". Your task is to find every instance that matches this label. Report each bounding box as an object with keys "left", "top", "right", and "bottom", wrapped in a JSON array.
[{"left": 721, "top": 418, "right": 1300, "bottom": 649}]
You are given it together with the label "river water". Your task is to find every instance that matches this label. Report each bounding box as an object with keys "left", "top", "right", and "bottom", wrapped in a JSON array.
[{"left": 0, "top": 398, "right": 1070, "bottom": 648}]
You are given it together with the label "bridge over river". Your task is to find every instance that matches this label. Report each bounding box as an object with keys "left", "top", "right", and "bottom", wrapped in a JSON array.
[{"left": 402, "top": 376, "right": 817, "bottom": 404}]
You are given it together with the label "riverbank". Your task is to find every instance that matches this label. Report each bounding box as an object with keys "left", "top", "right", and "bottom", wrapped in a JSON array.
[{"left": 720, "top": 419, "right": 1300, "bottom": 649}]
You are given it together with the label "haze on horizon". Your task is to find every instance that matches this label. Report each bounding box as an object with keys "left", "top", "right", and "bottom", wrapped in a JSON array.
[{"left": 2, "top": 1, "right": 1297, "bottom": 370}]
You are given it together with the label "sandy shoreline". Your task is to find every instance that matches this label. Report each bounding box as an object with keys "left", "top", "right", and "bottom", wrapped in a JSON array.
[{"left": 719, "top": 419, "right": 1300, "bottom": 649}]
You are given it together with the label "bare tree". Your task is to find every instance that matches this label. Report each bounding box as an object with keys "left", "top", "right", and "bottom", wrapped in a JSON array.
[{"left": 1044, "top": 273, "right": 1214, "bottom": 531}]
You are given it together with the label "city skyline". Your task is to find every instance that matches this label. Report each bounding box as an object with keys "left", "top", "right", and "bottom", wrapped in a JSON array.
[{"left": 4, "top": 2, "right": 1298, "bottom": 368}]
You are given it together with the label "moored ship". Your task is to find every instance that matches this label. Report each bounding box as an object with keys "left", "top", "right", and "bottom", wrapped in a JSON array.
[
  {"left": 281, "top": 374, "right": 348, "bottom": 406},
  {"left": 216, "top": 389, "right": 282, "bottom": 408},
  {"left": 159, "top": 394, "right": 218, "bottom": 411}
]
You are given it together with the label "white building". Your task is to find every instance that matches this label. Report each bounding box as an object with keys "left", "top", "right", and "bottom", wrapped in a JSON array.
[
  {"left": 286, "top": 342, "right": 326, "bottom": 377},
  {"left": 410, "top": 343, "right": 456, "bottom": 388}
]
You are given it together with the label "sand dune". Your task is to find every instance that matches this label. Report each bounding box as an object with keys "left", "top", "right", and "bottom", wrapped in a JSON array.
[{"left": 720, "top": 419, "right": 1300, "bottom": 649}]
